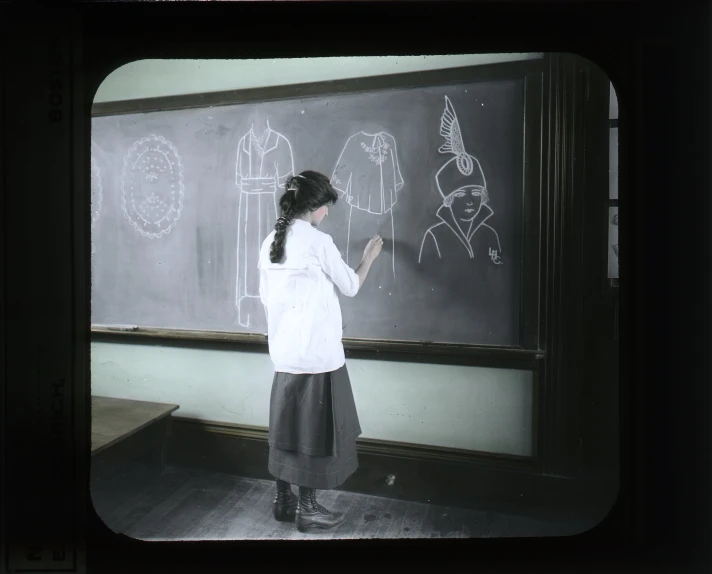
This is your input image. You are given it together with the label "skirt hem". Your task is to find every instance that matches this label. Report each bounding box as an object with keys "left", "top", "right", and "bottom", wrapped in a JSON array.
[
  {"left": 268, "top": 429, "right": 362, "bottom": 457},
  {"left": 268, "top": 449, "right": 359, "bottom": 490}
]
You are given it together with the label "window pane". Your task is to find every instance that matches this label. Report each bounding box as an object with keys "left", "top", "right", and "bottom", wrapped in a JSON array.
[{"left": 609, "top": 127, "right": 618, "bottom": 200}]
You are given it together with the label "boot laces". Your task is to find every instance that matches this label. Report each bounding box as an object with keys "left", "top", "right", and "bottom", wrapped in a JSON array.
[
  {"left": 310, "top": 491, "right": 330, "bottom": 515},
  {"left": 299, "top": 490, "right": 330, "bottom": 515}
]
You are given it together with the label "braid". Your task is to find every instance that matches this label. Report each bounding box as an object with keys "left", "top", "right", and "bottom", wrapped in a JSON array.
[{"left": 269, "top": 201, "right": 298, "bottom": 263}]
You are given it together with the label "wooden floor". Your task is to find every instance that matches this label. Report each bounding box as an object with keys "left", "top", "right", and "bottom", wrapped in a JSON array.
[{"left": 91, "top": 463, "right": 594, "bottom": 540}]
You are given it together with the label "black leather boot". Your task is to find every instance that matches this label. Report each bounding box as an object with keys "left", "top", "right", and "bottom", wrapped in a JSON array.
[
  {"left": 295, "top": 487, "right": 346, "bottom": 532},
  {"left": 273, "top": 479, "right": 298, "bottom": 522}
]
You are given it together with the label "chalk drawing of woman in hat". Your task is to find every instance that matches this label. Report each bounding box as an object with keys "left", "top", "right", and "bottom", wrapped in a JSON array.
[{"left": 418, "top": 96, "right": 503, "bottom": 265}]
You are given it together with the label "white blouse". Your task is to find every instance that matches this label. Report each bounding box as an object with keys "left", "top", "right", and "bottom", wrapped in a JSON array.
[{"left": 258, "top": 219, "right": 360, "bottom": 374}]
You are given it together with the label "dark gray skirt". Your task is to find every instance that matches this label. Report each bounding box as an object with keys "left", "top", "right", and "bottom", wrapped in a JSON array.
[{"left": 268, "top": 364, "right": 361, "bottom": 490}]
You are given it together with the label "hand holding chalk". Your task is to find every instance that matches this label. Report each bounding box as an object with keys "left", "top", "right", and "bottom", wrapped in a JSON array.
[{"left": 363, "top": 235, "right": 384, "bottom": 264}]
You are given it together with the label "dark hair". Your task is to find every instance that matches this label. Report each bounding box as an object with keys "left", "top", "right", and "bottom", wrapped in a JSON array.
[{"left": 269, "top": 170, "right": 339, "bottom": 263}]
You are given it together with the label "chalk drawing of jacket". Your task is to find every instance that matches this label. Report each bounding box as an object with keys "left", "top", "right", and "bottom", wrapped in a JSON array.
[
  {"left": 331, "top": 131, "right": 404, "bottom": 278},
  {"left": 235, "top": 124, "right": 295, "bottom": 329},
  {"left": 419, "top": 202, "right": 502, "bottom": 264}
]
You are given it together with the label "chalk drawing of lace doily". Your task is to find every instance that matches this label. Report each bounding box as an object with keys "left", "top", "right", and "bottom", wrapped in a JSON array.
[{"left": 121, "top": 134, "right": 185, "bottom": 239}]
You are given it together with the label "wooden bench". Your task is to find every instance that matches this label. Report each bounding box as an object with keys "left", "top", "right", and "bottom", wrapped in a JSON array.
[{"left": 91, "top": 396, "right": 180, "bottom": 484}]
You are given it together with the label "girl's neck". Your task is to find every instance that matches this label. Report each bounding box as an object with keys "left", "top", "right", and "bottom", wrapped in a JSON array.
[{"left": 295, "top": 214, "right": 315, "bottom": 225}]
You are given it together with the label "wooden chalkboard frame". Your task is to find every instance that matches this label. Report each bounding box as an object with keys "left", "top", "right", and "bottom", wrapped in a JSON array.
[{"left": 90, "top": 59, "right": 547, "bottom": 365}]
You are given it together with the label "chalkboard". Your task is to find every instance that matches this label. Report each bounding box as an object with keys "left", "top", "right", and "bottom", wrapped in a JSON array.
[{"left": 91, "top": 74, "right": 526, "bottom": 346}]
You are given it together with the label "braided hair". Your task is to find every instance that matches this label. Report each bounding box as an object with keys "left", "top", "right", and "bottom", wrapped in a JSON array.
[{"left": 269, "top": 170, "right": 339, "bottom": 263}]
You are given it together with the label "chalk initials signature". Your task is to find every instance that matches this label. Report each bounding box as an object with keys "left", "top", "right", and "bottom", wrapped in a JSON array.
[{"left": 489, "top": 248, "right": 503, "bottom": 265}]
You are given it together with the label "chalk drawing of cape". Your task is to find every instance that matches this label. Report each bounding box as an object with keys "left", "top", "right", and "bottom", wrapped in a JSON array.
[{"left": 331, "top": 131, "right": 404, "bottom": 215}]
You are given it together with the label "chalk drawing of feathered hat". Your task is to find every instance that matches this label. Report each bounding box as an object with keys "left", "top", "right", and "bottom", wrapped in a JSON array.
[{"left": 435, "top": 96, "right": 488, "bottom": 204}]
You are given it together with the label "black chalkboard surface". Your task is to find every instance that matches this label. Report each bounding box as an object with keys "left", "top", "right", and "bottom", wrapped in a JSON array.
[{"left": 91, "top": 72, "right": 527, "bottom": 346}]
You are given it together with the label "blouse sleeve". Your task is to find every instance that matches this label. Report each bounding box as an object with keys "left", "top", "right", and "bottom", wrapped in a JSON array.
[
  {"left": 259, "top": 267, "right": 269, "bottom": 307},
  {"left": 317, "top": 234, "right": 360, "bottom": 297},
  {"left": 258, "top": 245, "right": 269, "bottom": 306}
]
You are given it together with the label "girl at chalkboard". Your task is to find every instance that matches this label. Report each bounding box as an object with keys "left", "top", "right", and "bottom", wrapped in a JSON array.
[{"left": 258, "top": 170, "right": 384, "bottom": 532}]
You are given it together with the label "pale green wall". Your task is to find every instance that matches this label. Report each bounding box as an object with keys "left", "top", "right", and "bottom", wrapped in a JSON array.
[
  {"left": 91, "top": 55, "right": 540, "bottom": 456},
  {"left": 91, "top": 342, "right": 533, "bottom": 456},
  {"left": 93, "top": 54, "right": 544, "bottom": 103}
]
